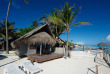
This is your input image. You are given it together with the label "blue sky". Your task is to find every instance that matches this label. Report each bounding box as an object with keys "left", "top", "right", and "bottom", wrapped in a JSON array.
[{"left": 0, "top": 0, "right": 110, "bottom": 45}]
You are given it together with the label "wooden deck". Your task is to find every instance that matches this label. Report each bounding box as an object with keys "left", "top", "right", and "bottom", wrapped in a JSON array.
[{"left": 27, "top": 53, "right": 64, "bottom": 63}]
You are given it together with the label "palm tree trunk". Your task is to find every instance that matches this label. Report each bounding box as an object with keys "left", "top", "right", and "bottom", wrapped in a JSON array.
[
  {"left": 2, "top": 42, "right": 4, "bottom": 52},
  {"left": 5, "top": 0, "right": 11, "bottom": 54},
  {"left": 65, "top": 29, "right": 69, "bottom": 59},
  {"left": 56, "top": 25, "right": 57, "bottom": 37}
]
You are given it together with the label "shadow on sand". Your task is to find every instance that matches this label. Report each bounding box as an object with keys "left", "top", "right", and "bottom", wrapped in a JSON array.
[
  {"left": 0, "top": 59, "right": 19, "bottom": 67},
  {"left": 87, "top": 66, "right": 96, "bottom": 74},
  {"left": 0, "top": 55, "right": 8, "bottom": 60},
  {"left": 0, "top": 54, "right": 20, "bottom": 67},
  {"left": 87, "top": 55, "right": 110, "bottom": 74},
  {"left": 95, "top": 57, "right": 110, "bottom": 68}
]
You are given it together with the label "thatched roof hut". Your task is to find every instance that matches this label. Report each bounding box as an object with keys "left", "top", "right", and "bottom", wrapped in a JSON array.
[
  {"left": 97, "top": 42, "right": 108, "bottom": 46},
  {"left": 97, "top": 42, "right": 108, "bottom": 49},
  {"left": 11, "top": 24, "right": 56, "bottom": 48}
]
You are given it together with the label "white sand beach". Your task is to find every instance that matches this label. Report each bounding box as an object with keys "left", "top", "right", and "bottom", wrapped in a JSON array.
[{"left": 0, "top": 51, "right": 110, "bottom": 74}]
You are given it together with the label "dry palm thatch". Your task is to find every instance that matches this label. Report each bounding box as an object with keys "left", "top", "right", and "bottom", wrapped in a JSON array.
[
  {"left": 11, "top": 24, "right": 56, "bottom": 48},
  {"left": 28, "top": 32, "right": 56, "bottom": 45},
  {"left": 97, "top": 42, "right": 108, "bottom": 46}
]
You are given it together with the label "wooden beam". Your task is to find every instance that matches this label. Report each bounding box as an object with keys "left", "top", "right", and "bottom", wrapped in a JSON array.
[
  {"left": 40, "top": 43, "right": 42, "bottom": 55},
  {"left": 108, "top": 54, "right": 110, "bottom": 63},
  {"left": 96, "top": 65, "right": 98, "bottom": 74},
  {"left": 27, "top": 44, "right": 30, "bottom": 55},
  {"left": 90, "top": 48, "right": 91, "bottom": 53},
  {"left": 50, "top": 46, "right": 51, "bottom": 51},
  {"left": 83, "top": 46, "right": 84, "bottom": 51},
  {"left": 106, "top": 53, "right": 108, "bottom": 63}
]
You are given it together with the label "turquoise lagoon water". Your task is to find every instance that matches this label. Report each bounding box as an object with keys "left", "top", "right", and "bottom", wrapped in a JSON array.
[{"left": 72, "top": 45, "right": 110, "bottom": 54}]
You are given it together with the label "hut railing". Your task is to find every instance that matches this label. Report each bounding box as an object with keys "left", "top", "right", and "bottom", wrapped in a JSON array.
[{"left": 103, "top": 50, "right": 110, "bottom": 66}]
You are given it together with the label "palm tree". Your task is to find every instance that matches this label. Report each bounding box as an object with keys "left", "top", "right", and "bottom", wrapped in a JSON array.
[
  {"left": 0, "top": 20, "right": 18, "bottom": 51},
  {"left": 47, "top": 2, "right": 90, "bottom": 58},
  {"left": 59, "top": 2, "right": 90, "bottom": 58},
  {"left": 40, "top": 16, "right": 49, "bottom": 25},
  {"left": 48, "top": 16, "right": 63, "bottom": 37},
  {"left": 48, "top": 9, "right": 64, "bottom": 37},
  {"left": 51, "top": 24, "right": 66, "bottom": 37},
  {"left": 18, "top": 27, "right": 33, "bottom": 37},
  {"left": 0, "top": 20, "right": 18, "bottom": 40},
  {"left": 40, "top": 9, "right": 64, "bottom": 37},
  {"left": 5, "top": 0, "right": 28, "bottom": 54},
  {"left": 30, "top": 20, "right": 39, "bottom": 29}
]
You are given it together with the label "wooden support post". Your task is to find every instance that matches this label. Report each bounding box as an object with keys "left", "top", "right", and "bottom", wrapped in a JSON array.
[
  {"left": 50, "top": 46, "right": 51, "bottom": 52},
  {"left": 105, "top": 53, "right": 107, "bottom": 61},
  {"left": 108, "top": 54, "right": 109, "bottom": 63},
  {"left": 96, "top": 65, "right": 98, "bottom": 74},
  {"left": 90, "top": 48, "right": 91, "bottom": 53},
  {"left": 2, "top": 42, "right": 4, "bottom": 52},
  {"left": 83, "top": 46, "right": 84, "bottom": 51},
  {"left": 104, "top": 51, "right": 105, "bottom": 59},
  {"left": 100, "top": 52, "right": 101, "bottom": 57},
  {"left": 87, "top": 47, "right": 88, "bottom": 52},
  {"left": 103, "top": 51, "right": 104, "bottom": 58},
  {"left": 106, "top": 53, "right": 108, "bottom": 63},
  {"left": 108, "top": 54, "right": 110, "bottom": 63},
  {"left": 27, "top": 44, "right": 30, "bottom": 55},
  {"left": 40, "top": 43, "right": 42, "bottom": 55}
]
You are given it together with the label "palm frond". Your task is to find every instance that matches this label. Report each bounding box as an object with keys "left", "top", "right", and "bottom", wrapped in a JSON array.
[
  {"left": 0, "top": 33, "right": 5, "bottom": 39},
  {"left": 24, "top": 0, "right": 28, "bottom": 4},
  {"left": 73, "top": 22, "right": 91, "bottom": 26},
  {"left": 40, "top": 16, "right": 46, "bottom": 21},
  {"left": 48, "top": 16, "right": 63, "bottom": 25},
  {"left": 70, "top": 6, "right": 81, "bottom": 23}
]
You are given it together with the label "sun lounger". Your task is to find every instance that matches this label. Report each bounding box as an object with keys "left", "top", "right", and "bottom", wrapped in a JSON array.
[
  {"left": 4, "top": 63, "right": 25, "bottom": 74},
  {"left": 22, "top": 60, "right": 43, "bottom": 74}
]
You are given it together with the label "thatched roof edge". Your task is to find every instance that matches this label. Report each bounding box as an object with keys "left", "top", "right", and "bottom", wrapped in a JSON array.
[{"left": 11, "top": 24, "right": 56, "bottom": 48}]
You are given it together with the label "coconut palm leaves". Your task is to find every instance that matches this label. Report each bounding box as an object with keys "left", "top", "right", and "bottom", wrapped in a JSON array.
[
  {"left": 59, "top": 2, "right": 90, "bottom": 58},
  {"left": 73, "top": 22, "right": 91, "bottom": 26},
  {"left": 48, "top": 16, "right": 63, "bottom": 25},
  {"left": 18, "top": 27, "right": 33, "bottom": 37},
  {"left": 40, "top": 16, "right": 48, "bottom": 24},
  {"left": 24, "top": 0, "right": 28, "bottom": 4},
  {"left": 40, "top": 9, "right": 65, "bottom": 37},
  {"left": 0, "top": 20, "right": 18, "bottom": 40},
  {"left": 30, "top": 20, "right": 39, "bottom": 29},
  {"left": 43, "top": 2, "right": 90, "bottom": 58}
]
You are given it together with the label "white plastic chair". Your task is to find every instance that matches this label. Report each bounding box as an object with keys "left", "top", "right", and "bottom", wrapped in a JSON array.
[
  {"left": 22, "top": 60, "right": 43, "bottom": 74},
  {"left": 4, "top": 63, "right": 25, "bottom": 74}
]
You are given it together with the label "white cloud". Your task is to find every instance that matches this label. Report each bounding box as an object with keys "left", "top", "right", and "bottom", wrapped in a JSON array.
[
  {"left": 106, "top": 34, "right": 110, "bottom": 41},
  {"left": 75, "top": 42, "right": 84, "bottom": 45}
]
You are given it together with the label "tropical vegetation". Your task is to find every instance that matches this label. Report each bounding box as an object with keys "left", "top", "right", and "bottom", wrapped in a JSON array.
[
  {"left": 0, "top": 20, "right": 18, "bottom": 40},
  {"left": 0, "top": 1, "right": 91, "bottom": 56},
  {"left": 4, "top": 0, "right": 28, "bottom": 54},
  {"left": 64, "top": 41, "right": 74, "bottom": 46},
  {"left": 41, "top": 2, "right": 90, "bottom": 58}
]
